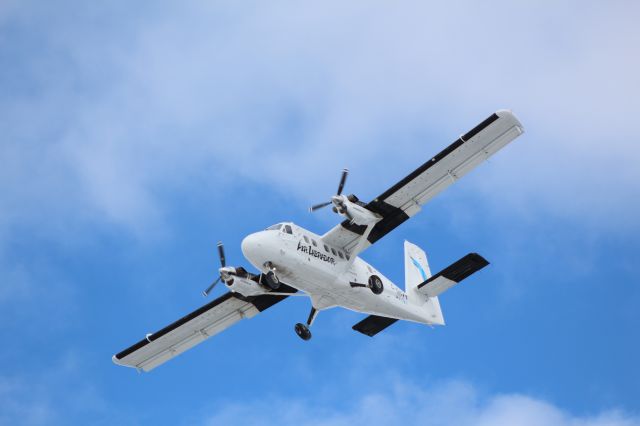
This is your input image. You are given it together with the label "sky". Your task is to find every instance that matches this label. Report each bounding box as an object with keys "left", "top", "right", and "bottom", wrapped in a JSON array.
[{"left": 1, "top": 0, "right": 639, "bottom": 425}]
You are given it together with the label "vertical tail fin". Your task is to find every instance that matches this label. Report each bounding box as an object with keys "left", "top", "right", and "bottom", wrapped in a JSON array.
[
  {"left": 404, "top": 240, "right": 432, "bottom": 292},
  {"left": 404, "top": 241, "right": 445, "bottom": 325}
]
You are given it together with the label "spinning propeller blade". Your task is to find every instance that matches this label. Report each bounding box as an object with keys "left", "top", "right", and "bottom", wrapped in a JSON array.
[
  {"left": 202, "top": 241, "right": 227, "bottom": 297},
  {"left": 337, "top": 168, "right": 348, "bottom": 196},
  {"left": 309, "top": 168, "right": 350, "bottom": 213},
  {"left": 202, "top": 276, "right": 221, "bottom": 297},
  {"left": 309, "top": 201, "right": 332, "bottom": 212},
  {"left": 217, "top": 241, "right": 226, "bottom": 267}
]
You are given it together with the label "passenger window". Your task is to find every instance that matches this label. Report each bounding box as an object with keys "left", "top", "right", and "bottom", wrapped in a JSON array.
[
  {"left": 303, "top": 235, "right": 310, "bottom": 243},
  {"left": 311, "top": 239, "right": 317, "bottom": 247},
  {"left": 284, "top": 225, "right": 292, "bottom": 235},
  {"left": 338, "top": 251, "right": 344, "bottom": 259},
  {"left": 324, "top": 244, "right": 330, "bottom": 253},
  {"left": 331, "top": 248, "right": 337, "bottom": 256}
]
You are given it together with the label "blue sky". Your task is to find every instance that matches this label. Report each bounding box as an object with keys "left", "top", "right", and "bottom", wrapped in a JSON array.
[{"left": 1, "top": 1, "right": 639, "bottom": 425}]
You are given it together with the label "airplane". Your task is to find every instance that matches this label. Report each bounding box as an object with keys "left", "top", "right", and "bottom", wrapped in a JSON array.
[{"left": 113, "top": 109, "right": 524, "bottom": 372}]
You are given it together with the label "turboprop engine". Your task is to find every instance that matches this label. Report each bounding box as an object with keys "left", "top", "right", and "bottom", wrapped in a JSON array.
[
  {"left": 309, "top": 169, "right": 381, "bottom": 226},
  {"left": 202, "top": 242, "right": 271, "bottom": 298},
  {"left": 221, "top": 266, "right": 270, "bottom": 297}
]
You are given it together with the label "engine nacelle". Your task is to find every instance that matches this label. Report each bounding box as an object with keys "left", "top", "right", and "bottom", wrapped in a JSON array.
[
  {"left": 225, "top": 275, "right": 269, "bottom": 297},
  {"left": 221, "top": 266, "right": 271, "bottom": 297},
  {"left": 334, "top": 195, "right": 381, "bottom": 226}
]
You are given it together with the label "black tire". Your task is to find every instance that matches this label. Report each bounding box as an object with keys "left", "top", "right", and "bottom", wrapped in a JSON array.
[
  {"left": 264, "top": 271, "right": 281, "bottom": 290},
  {"left": 368, "top": 275, "right": 384, "bottom": 295},
  {"left": 294, "top": 323, "right": 312, "bottom": 341}
]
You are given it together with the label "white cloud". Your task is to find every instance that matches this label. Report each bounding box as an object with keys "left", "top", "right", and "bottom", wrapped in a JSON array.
[
  {"left": 200, "top": 379, "right": 639, "bottom": 426},
  {"left": 1, "top": 0, "right": 639, "bottom": 245}
]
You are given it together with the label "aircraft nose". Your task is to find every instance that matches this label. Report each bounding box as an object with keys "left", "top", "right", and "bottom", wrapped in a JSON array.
[{"left": 241, "top": 232, "right": 262, "bottom": 266}]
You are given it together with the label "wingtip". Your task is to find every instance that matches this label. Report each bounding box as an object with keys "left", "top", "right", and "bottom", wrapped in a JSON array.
[
  {"left": 495, "top": 109, "right": 524, "bottom": 131},
  {"left": 469, "top": 252, "right": 490, "bottom": 266}
]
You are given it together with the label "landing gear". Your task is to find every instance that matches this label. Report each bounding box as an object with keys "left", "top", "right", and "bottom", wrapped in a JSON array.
[
  {"left": 349, "top": 275, "right": 384, "bottom": 295},
  {"left": 264, "top": 271, "right": 280, "bottom": 290},
  {"left": 294, "top": 323, "right": 312, "bottom": 340},
  {"left": 295, "top": 307, "right": 318, "bottom": 341},
  {"left": 262, "top": 262, "right": 281, "bottom": 290},
  {"left": 368, "top": 275, "right": 384, "bottom": 295}
]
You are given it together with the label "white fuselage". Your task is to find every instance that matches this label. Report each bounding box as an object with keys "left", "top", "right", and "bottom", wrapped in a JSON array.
[{"left": 240, "top": 223, "right": 433, "bottom": 324}]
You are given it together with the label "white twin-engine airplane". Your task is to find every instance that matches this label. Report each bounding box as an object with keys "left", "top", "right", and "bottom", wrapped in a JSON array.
[{"left": 113, "top": 110, "right": 524, "bottom": 372}]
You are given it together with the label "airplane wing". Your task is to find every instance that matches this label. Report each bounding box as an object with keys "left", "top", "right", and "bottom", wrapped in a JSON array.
[
  {"left": 322, "top": 110, "right": 524, "bottom": 255},
  {"left": 112, "top": 284, "right": 296, "bottom": 372}
]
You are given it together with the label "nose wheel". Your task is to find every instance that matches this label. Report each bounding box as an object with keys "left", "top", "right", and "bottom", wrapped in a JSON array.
[
  {"left": 295, "top": 307, "right": 318, "bottom": 341},
  {"left": 261, "top": 262, "right": 281, "bottom": 290},
  {"left": 264, "top": 270, "right": 280, "bottom": 290}
]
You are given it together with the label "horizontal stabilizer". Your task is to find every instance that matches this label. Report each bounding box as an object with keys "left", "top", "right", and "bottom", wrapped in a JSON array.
[
  {"left": 417, "top": 253, "right": 488, "bottom": 298},
  {"left": 352, "top": 315, "right": 398, "bottom": 337}
]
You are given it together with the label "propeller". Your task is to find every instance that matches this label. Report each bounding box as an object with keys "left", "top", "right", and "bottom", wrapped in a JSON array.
[
  {"left": 336, "top": 167, "right": 348, "bottom": 196},
  {"left": 309, "top": 200, "right": 332, "bottom": 212},
  {"left": 202, "top": 241, "right": 226, "bottom": 297},
  {"left": 309, "top": 168, "right": 350, "bottom": 213}
]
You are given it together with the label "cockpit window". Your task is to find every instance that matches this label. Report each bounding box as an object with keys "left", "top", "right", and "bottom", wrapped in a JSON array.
[
  {"left": 266, "top": 224, "right": 282, "bottom": 231},
  {"left": 284, "top": 225, "right": 293, "bottom": 234}
]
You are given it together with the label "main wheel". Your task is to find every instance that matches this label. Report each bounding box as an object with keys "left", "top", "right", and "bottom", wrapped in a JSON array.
[
  {"left": 264, "top": 270, "right": 281, "bottom": 290},
  {"left": 294, "top": 323, "right": 312, "bottom": 341},
  {"left": 368, "top": 275, "right": 384, "bottom": 295}
]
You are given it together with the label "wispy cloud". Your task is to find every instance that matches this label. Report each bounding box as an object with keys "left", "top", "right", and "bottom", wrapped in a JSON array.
[
  {"left": 200, "top": 378, "right": 639, "bottom": 426},
  {"left": 0, "top": 4, "right": 637, "bottom": 425},
  {"left": 187, "top": 325, "right": 640, "bottom": 426},
  {"left": 1, "top": 0, "right": 639, "bottom": 247}
]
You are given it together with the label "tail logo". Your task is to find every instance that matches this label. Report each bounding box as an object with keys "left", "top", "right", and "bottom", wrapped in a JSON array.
[{"left": 410, "top": 256, "right": 427, "bottom": 281}]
